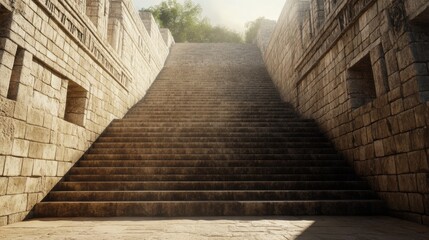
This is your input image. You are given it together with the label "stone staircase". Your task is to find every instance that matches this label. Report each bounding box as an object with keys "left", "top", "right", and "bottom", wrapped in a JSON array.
[{"left": 33, "top": 43, "right": 384, "bottom": 217}]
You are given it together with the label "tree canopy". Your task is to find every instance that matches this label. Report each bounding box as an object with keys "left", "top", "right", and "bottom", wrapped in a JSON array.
[
  {"left": 141, "top": 0, "right": 242, "bottom": 43},
  {"left": 244, "top": 17, "right": 266, "bottom": 44}
]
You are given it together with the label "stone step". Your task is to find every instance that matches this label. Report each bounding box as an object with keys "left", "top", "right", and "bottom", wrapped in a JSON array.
[
  {"left": 108, "top": 122, "right": 317, "bottom": 128},
  {"left": 130, "top": 104, "right": 288, "bottom": 108},
  {"left": 126, "top": 111, "right": 298, "bottom": 115},
  {"left": 54, "top": 181, "right": 369, "bottom": 191},
  {"left": 90, "top": 142, "right": 332, "bottom": 149},
  {"left": 82, "top": 153, "right": 341, "bottom": 160},
  {"left": 113, "top": 119, "right": 315, "bottom": 123},
  {"left": 104, "top": 127, "right": 321, "bottom": 133},
  {"left": 96, "top": 136, "right": 328, "bottom": 143},
  {"left": 144, "top": 93, "right": 282, "bottom": 97},
  {"left": 135, "top": 103, "right": 290, "bottom": 107},
  {"left": 86, "top": 148, "right": 336, "bottom": 155},
  {"left": 100, "top": 132, "right": 325, "bottom": 138},
  {"left": 46, "top": 190, "right": 378, "bottom": 201},
  {"left": 125, "top": 112, "right": 299, "bottom": 117},
  {"left": 132, "top": 109, "right": 295, "bottom": 114},
  {"left": 64, "top": 174, "right": 360, "bottom": 182},
  {"left": 33, "top": 200, "right": 385, "bottom": 217},
  {"left": 147, "top": 87, "right": 278, "bottom": 90},
  {"left": 77, "top": 159, "right": 346, "bottom": 168},
  {"left": 120, "top": 116, "right": 304, "bottom": 121},
  {"left": 68, "top": 167, "right": 353, "bottom": 175}
]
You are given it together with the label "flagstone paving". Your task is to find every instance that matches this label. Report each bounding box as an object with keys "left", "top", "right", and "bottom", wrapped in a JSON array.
[{"left": 1, "top": 216, "right": 428, "bottom": 240}]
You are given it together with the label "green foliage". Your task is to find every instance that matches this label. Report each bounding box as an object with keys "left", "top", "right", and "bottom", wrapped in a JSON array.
[
  {"left": 245, "top": 17, "right": 266, "bottom": 44},
  {"left": 141, "top": 0, "right": 243, "bottom": 43}
]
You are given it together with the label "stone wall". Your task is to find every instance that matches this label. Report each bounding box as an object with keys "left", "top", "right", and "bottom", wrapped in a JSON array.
[
  {"left": 262, "top": 0, "right": 429, "bottom": 224},
  {"left": 255, "top": 19, "right": 276, "bottom": 55},
  {"left": 0, "top": 0, "right": 173, "bottom": 225}
]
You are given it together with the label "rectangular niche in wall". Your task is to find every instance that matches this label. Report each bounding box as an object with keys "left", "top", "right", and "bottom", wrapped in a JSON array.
[
  {"left": 346, "top": 53, "right": 376, "bottom": 108},
  {"left": 410, "top": 6, "right": 429, "bottom": 101},
  {"left": 0, "top": 5, "right": 12, "bottom": 37},
  {"left": 65, "top": 80, "right": 88, "bottom": 127},
  {"left": 7, "top": 47, "right": 25, "bottom": 100}
]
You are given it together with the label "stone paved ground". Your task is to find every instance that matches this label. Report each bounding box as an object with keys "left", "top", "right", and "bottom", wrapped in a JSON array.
[{"left": 0, "top": 217, "right": 428, "bottom": 240}]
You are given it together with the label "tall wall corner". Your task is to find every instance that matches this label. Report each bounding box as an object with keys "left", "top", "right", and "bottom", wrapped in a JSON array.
[
  {"left": 0, "top": 0, "right": 173, "bottom": 226},
  {"left": 255, "top": 19, "right": 277, "bottom": 56},
  {"left": 262, "top": 0, "right": 429, "bottom": 226},
  {"left": 160, "top": 28, "right": 175, "bottom": 48},
  {"left": 140, "top": 11, "right": 154, "bottom": 34}
]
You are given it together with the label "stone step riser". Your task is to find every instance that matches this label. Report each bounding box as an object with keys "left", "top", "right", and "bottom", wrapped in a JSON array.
[
  {"left": 100, "top": 133, "right": 325, "bottom": 138},
  {"left": 131, "top": 110, "right": 294, "bottom": 113},
  {"left": 129, "top": 105, "right": 293, "bottom": 108},
  {"left": 134, "top": 104, "right": 291, "bottom": 107},
  {"left": 114, "top": 119, "right": 311, "bottom": 122},
  {"left": 33, "top": 200, "right": 385, "bottom": 217},
  {"left": 54, "top": 181, "right": 369, "bottom": 191},
  {"left": 104, "top": 128, "right": 321, "bottom": 134},
  {"left": 95, "top": 137, "right": 328, "bottom": 143},
  {"left": 64, "top": 174, "right": 360, "bottom": 182},
  {"left": 90, "top": 143, "right": 332, "bottom": 148},
  {"left": 69, "top": 167, "right": 353, "bottom": 175},
  {"left": 82, "top": 153, "right": 340, "bottom": 161},
  {"left": 145, "top": 95, "right": 281, "bottom": 98},
  {"left": 87, "top": 148, "right": 336, "bottom": 155},
  {"left": 77, "top": 160, "right": 346, "bottom": 168},
  {"left": 126, "top": 112, "right": 299, "bottom": 116},
  {"left": 144, "top": 94, "right": 282, "bottom": 96},
  {"left": 124, "top": 113, "right": 299, "bottom": 117},
  {"left": 108, "top": 123, "right": 317, "bottom": 128},
  {"left": 46, "top": 191, "right": 378, "bottom": 202},
  {"left": 119, "top": 117, "right": 304, "bottom": 121}
]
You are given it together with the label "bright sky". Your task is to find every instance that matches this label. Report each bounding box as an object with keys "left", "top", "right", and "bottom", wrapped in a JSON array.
[{"left": 132, "top": 0, "right": 286, "bottom": 33}]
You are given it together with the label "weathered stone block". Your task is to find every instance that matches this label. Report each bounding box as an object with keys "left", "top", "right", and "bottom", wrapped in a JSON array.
[
  {"left": 396, "top": 153, "right": 410, "bottom": 174},
  {"left": 408, "top": 151, "right": 429, "bottom": 172},
  {"left": 26, "top": 193, "right": 38, "bottom": 211},
  {"left": 416, "top": 174, "right": 429, "bottom": 194},
  {"left": 0, "top": 216, "right": 7, "bottom": 226},
  {"left": 0, "top": 50, "right": 15, "bottom": 69},
  {"left": 374, "top": 140, "right": 385, "bottom": 157},
  {"left": 409, "top": 193, "right": 425, "bottom": 213},
  {"left": 0, "top": 97, "right": 14, "bottom": 118},
  {"left": 13, "top": 102, "right": 27, "bottom": 121},
  {"left": 3, "top": 156, "right": 22, "bottom": 176},
  {"left": 32, "top": 159, "right": 57, "bottom": 177},
  {"left": 7, "top": 212, "right": 28, "bottom": 225},
  {"left": 394, "top": 132, "right": 411, "bottom": 153},
  {"left": 20, "top": 158, "right": 34, "bottom": 176},
  {"left": 28, "top": 142, "right": 44, "bottom": 159},
  {"left": 0, "top": 38, "right": 18, "bottom": 55},
  {"left": 25, "top": 125, "right": 50, "bottom": 143},
  {"left": 42, "top": 144, "right": 56, "bottom": 160},
  {"left": 0, "top": 194, "right": 27, "bottom": 216},
  {"left": 56, "top": 162, "right": 72, "bottom": 176},
  {"left": 0, "top": 116, "right": 14, "bottom": 155},
  {"left": 380, "top": 156, "right": 397, "bottom": 174},
  {"left": 25, "top": 177, "right": 41, "bottom": 193},
  {"left": 0, "top": 154, "right": 5, "bottom": 173},
  {"left": 380, "top": 192, "right": 410, "bottom": 211},
  {"left": 11, "top": 139, "right": 29, "bottom": 157},
  {"left": 398, "top": 174, "right": 419, "bottom": 192},
  {"left": 6, "top": 177, "right": 27, "bottom": 194},
  {"left": 43, "top": 177, "right": 61, "bottom": 194},
  {"left": 27, "top": 107, "right": 44, "bottom": 126},
  {"left": 0, "top": 178, "right": 8, "bottom": 195}
]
